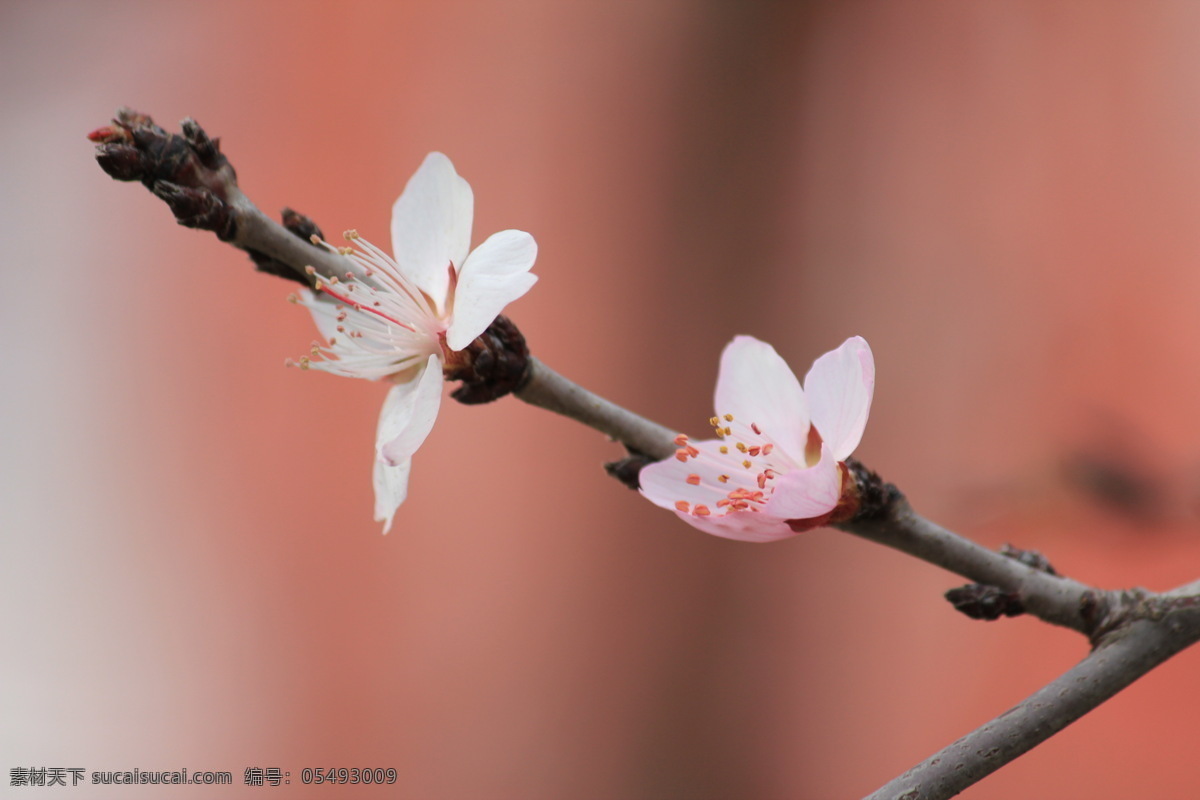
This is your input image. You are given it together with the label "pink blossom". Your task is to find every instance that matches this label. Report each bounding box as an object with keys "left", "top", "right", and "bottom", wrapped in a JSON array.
[
  {"left": 291, "top": 153, "right": 537, "bottom": 532},
  {"left": 640, "top": 335, "right": 874, "bottom": 542}
]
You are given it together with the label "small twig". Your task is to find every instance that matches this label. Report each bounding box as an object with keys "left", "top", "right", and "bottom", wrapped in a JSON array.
[
  {"left": 514, "top": 358, "right": 679, "bottom": 462},
  {"left": 864, "top": 595, "right": 1200, "bottom": 800}
]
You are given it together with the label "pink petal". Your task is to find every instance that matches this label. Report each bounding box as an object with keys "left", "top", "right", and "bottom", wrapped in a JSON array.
[
  {"left": 672, "top": 509, "right": 799, "bottom": 543},
  {"left": 713, "top": 336, "right": 810, "bottom": 461},
  {"left": 763, "top": 444, "right": 842, "bottom": 521},
  {"left": 445, "top": 229, "right": 538, "bottom": 351},
  {"left": 803, "top": 336, "right": 874, "bottom": 460},
  {"left": 373, "top": 457, "right": 412, "bottom": 534},
  {"left": 638, "top": 440, "right": 742, "bottom": 511},
  {"left": 377, "top": 354, "right": 444, "bottom": 467},
  {"left": 390, "top": 152, "right": 473, "bottom": 306},
  {"left": 639, "top": 438, "right": 799, "bottom": 543}
]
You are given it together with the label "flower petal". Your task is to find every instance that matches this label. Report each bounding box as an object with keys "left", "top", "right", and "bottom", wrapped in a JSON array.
[
  {"left": 673, "top": 509, "right": 799, "bottom": 543},
  {"left": 445, "top": 230, "right": 538, "bottom": 351},
  {"left": 638, "top": 442, "right": 735, "bottom": 512},
  {"left": 390, "top": 152, "right": 473, "bottom": 305},
  {"left": 639, "top": 439, "right": 799, "bottom": 543},
  {"left": 803, "top": 336, "right": 874, "bottom": 460},
  {"left": 297, "top": 288, "right": 342, "bottom": 342},
  {"left": 713, "top": 336, "right": 810, "bottom": 461},
  {"left": 763, "top": 443, "right": 842, "bottom": 521},
  {"left": 377, "top": 354, "right": 444, "bottom": 467},
  {"left": 373, "top": 457, "right": 412, "bottom": 534}
]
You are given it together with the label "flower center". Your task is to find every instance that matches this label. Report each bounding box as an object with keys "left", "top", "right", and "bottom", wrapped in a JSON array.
[{"left": 285, "top": 231, "right": 446, "bottom": 379}]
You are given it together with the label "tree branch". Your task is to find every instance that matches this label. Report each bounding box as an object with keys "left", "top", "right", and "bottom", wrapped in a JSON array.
[
  {"left": 864, "top": 595, "right": 1200, "bottom": 799},
  {"left": 838, "top": 499, "right": 1098, "bottom": 634},
  {"left": 90, "top": 108, "right": 1200, "bottom": 799},
  {"left": 515, "top": 358, "right": 679, "bottom": 462}
]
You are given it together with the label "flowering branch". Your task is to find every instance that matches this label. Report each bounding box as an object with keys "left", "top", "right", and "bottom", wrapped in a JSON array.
[{"left": 90, "top": 109, "right": 1200, "bottom": 799}]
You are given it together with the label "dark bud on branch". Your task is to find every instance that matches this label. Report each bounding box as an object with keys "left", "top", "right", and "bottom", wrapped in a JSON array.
[
  {"left": 945, "top": 584, "right": 1025, "bottom": 620},
  {"left": 447, "top": 315, "right": 531, "bottom": 405},
  {"left": 151, "top": 181, "right": 237, "bottom": 240},
  {"left": 89, "top": 108, "right": 240, "bottom": 240},
  {"left": 246, "top": 208, "right": 324, "bottom": 286},
  {"left": 605, "top": 452, "right": 658, "bottom": 490},
  {"left": 842, "top": 457, "right": 903, "bottom": 521},
  {"left": 999, "top": 544, "right": 1058, "bottom": 576}
]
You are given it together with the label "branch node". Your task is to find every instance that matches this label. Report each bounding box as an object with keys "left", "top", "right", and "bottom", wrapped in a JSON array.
[
  {"left": 447, "top": 315, "right": 531, "bottom": 405},
  {"left": 998, "top": 544, "right": 1058, "bottom": 575},
  {"left": 605, "top": 451, "right": 657, "bottom": 490},
  {"left": 945, "top": 583, "right": 1025, "bottom": 620},
  {"left": 843, "top": 457, "right": 903, "bottom": 521}
]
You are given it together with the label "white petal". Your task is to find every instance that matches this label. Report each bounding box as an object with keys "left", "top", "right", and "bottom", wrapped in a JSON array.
[
  {"left": 297, "top": 288, "right": 342, "bottom": 342},
  {"left": 763, "top": 444, "right": 842, "bottom": 520},
  {"left": 391, "top": 152, "right": 473, "bottom": 305},
  {"left": 713, "top": 336, "right": 810, "bottom": 461},
  {"left": 803, "top": 336, "right": 874, "bottom": 460},
  {"left": 377, "top": 354, "right": 444, "bottom": 467},
  {"left": 373, "top": 457, "right": 412, "bottom": 534},
  {"left": 445, "top": 230, "right": 538, "bottom": 351}
]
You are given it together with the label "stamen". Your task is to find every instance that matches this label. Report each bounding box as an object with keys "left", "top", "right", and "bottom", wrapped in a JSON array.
[
  {"left": 686, "top": 474, "right": 701, "bottom": 485},
  {"left": 717, "top": 475, "right": 729, "bottom": 483},
  {"left": 675, "top": 500, "right": 690, "bottom": 512},
  {"left": 694, "top": 505, "right": 711, "bottom": 516},
  {"left": 723, "top": 414, "right": 734, "bottom": 422},
  {"left": 674, "top": 434, "right": 689, "bottom": 446},
  {"left": 751, "top": 423, "right": 762, "bottom": 435}
]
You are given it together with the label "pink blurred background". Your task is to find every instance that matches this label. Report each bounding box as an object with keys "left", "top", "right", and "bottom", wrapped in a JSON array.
[{"left": 5, "top": 1, "right": 1200, "bottom": 797}]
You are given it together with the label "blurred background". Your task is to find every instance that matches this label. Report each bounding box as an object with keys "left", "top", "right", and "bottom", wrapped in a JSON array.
[{"left": 5, "top": 0, "right": 1200, "bottom": 797}]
